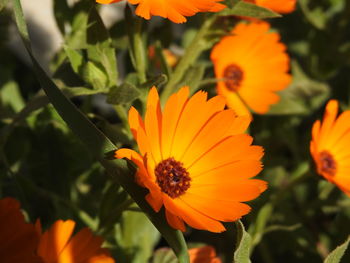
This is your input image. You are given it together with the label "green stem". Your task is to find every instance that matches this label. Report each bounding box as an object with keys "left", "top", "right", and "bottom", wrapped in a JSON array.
[
  {"left": 160, "top": 15, "right": 217, "bottom": 103},
  {"left": 133, "top": 18, "right": 147, "bottom": 83}
]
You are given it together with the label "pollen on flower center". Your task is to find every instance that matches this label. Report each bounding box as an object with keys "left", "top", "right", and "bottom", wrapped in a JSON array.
[
  {"left": 155, "top": 157, "right": 191, "bottom": 198},
  {"left": 319, "top": 151, "right": 337, "bottom": 176},
  {"left": 223, "top": 64, "right": 244, "bottom": 91}
]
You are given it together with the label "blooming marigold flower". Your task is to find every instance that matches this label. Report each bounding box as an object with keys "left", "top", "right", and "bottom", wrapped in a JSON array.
[
  {"left": 210, "top": 22, "right": 291, "bottom": 116},
  {"left": 189, "top": 246, "right": 221, "bottom": 263},
  {"left": 310, "top": 100, "right": 350, "bottom": 197},
  {"left": 36, "top": 219, "right": 115, "bottom": 263},
  {"left": 0, "top": 197, "right": 43, "bottom": 263},
  {"left": 96, "top": 0, "right": 226, "bottom": 24},
  {"left": 246, "top": 0, "right": 296, "bottom": 14},
  {"left": 116, "top": 86, "right": 267, "bottom": 232}
]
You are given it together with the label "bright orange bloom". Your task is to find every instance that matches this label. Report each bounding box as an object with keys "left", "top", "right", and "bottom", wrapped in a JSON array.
[
  {"left": 247, "top": 0, "right": 296, "bottom": 14},
  {"left": 0, "top": 197, "right": 43, "bottom": 263},
  {"left": 189, "top": 246, "right": 221, "bottom": 263},
  {"left": 36, "top": 220, "right": 115, "bottom": 263},
  {"left": 310, "top": 100, "right": 350, "bottom": 197},
  {"left": 96, "top": 0, "right": 225, "bottom": 23},
  {"left": 116, "top": 86, "right": 266, "bottom": 232},
  {"left": 210, "top": 22, "right": 291, "bottom": 116}
]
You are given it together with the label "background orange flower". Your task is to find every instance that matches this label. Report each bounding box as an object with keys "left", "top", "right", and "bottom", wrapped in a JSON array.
[
  {"left": 96, "top": 0, "right": 226, "bottom": 23},
  {"left": 211, "top": 21, "right": 291, "bottom": 116},
  {"left": 247, "top": 0, "right": 296, "bottom": 14},
  {"left": 310, "top": 100, "right": 350, "bottom": 196},
  {"left": 189, "top": 246, "right": 221, "bottom": 263},
  {"left": 116, "top": 86, "right": 266, "bottom": 232},
  {"left": 36, "top": 220, "right": 115, "bottom": 263},
  {"left": 0, "top": 197, "right": 43, "bottom": 263}
]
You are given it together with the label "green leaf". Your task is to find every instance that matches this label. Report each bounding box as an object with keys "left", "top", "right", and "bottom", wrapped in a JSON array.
[
  {"left": 233, "top": 221, "right": 252, "bottom": 263},
  {"left": 152, "top": 248, "right": 178, "bottom": 263},
  {"left": 115, "top": 207, "right": 161, "bottom": 263},
  {"left": 220, "top": 1, "right": 281, "bottom": 19},
  {"left": 82, "top": 61, "right": 108, "bottom": 90},
  {"left": 12, "top": 0, "right": 189, "bottom": 261},
  {"left": 64, "top": 46, "right": 84, "bottom": 74},
  {"left": 324, "top": 236, "right": 350, "bottom": 263},
  {"left": 179, "top": 64, "right": 206, "bottom": 95},
  {"left": 107, "top": 83, "right": 141, "bottom": 105},
  {"left": 0, "top": 80, "right": 25, "bottom": 113},
  {"left": 140, "top": 74, "right": 168, "bottom": 90},
  {"left": 87, "top": 5, "right": 118, "bottom": 88}
]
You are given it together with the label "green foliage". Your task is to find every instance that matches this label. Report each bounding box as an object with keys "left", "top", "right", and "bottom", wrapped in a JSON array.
[
  {"left": 233, "top": 221, "right": 252, "bottom": 263},
  {"left": 324, "top": 237, "right": 350, "bottom": 263}
]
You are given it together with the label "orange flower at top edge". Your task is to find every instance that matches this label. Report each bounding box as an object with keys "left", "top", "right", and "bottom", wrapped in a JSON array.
[
  {"left": 96, "top": 0, "right": 226, "bottom": 23},
  {"left": 210, "top": 21, "right": 291, "bottom": 116},
  {"left": 310, "top": 100, "right": 350, "bottom": 197},
  {"left": 36, "top": 219, "right": 115, "bottom": 263},
  {"left": 247, "top": 0, "right": 296, "bottom": 14},
  {"left": 0, "top": 197, "right": 43, "bottom": 263},
  {"left": 116, "top": 86, "right": 267, "bottom": 232},
  {"left": 189, "top": 246, "right": 222, "bottom": 263}
]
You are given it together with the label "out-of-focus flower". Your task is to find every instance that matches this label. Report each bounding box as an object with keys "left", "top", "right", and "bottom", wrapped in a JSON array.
[
  {"left": 116, "top": 86, "right": 266, "bottom": 232},
  {"left": 211, "top": 21, "right": 291, "bottom": 116},
  {"left": 246, "top": 0, "right": 296, "bottom": 14},
  {"left": 310, "top": 100, "right": 350, "bottom": 197},
  {"left": 148, "top": 45, "right": 179, "bottom": 69},
  {"left": 96, "top": 0, "right": 226, "bottom": 23},
  {"left": 0, "top": 197, "right": 43, "bottom": 263},
  {"left": 36, "top": 219, "right": 115, "bottom": 263},
  {"left": 189, "top": 246, "right": 221, "bottom": 263}
]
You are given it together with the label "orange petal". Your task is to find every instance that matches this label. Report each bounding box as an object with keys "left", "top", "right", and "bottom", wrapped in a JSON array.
[{"left": 165, "top": 210, "right": 186, "bottom": 232}]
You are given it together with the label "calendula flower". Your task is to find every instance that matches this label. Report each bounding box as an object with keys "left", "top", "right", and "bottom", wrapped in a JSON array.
[
  {"left": 310, "top": 100, "right": 350, "bottom": 197},
  {"left": 246, "top": 0, "right": 296, "bottom": 14},
  {"left": 116, "top": 86, "right": 266, "bottom": 232},
  {"left": 96, "top": 0, "right": 225, "bottom": 23},
  {"left": 0, "top": 197, "right": 42, "bottom": 263},
  {"left": 36, "top": 219, "right": 115, "bottom": 263},
  {"left": 189, "top": 246, "right": 221, "bottom": 263},
  {"left": 210, "top": 22, "right": 291, "bottom": 116}
]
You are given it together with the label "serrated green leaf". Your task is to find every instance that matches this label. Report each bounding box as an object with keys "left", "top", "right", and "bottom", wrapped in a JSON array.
[
  {"left": 233, "top": 221, "right": 252, "bottom": 263},
  {"left": 107, "top": 83, "right": 141, "bottom": 105},
  {"left": 220, "top": 1, "right": 281, "bottom": 19},
  {"left": 324, "top": 237, "right": 350, "bottom": 263},
  {"left": 82, "top": 61, "right": 108, "bottom": 90},
  {"left": 87, "top": 5, "right": 118, "bottom": 88},
  {"left": 64, "top": 46, "right": 84, "bottom": 74}
]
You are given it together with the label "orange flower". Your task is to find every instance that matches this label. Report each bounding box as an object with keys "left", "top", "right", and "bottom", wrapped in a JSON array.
[
  {"left": 116, "top": 86, "right": 266, "bottom": 232},
  {"left": 189, "top": 246, "right": 221, "bottom": 263},
  {"left": 210, "top": 21, "right": 291, "bottom": 116},
  {"left": 36, "top": 219, "right": 115, "bottom": 263},
  {"left": 310, "top": 100, "right": 350, "bottom": 197},
  {"left": 247, "top": 0, "right": 296, "bottom": 14},
  {"left": 96, "top": 0, "right": 226, "bottom": 23},
  {"left": 0, "top": 197, "right": 43, "bottom": 263}
]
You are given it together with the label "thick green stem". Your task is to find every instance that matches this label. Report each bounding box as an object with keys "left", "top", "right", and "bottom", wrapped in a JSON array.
[
  {"left": 160, "top": 15, "right": 216, "bottom": 103},
  {"left": 133, "top": 18, "right": 147, "bottom": 83}
]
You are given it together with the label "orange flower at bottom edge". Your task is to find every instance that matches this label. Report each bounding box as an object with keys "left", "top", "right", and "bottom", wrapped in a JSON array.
[
  {"left": 0, "top": 197, "right": 43, "bottom": 263},
  {"left": 189, "top": 246, "right": 222, "bottom": 263},
  {"left": 247, "top": 0, "right": 296, "bottom": 14},
  {"left": 116, "top": 86, "right": 267, "bottom": 233},
  {"left": 310, "top": 100, "right": 350, "bottom": 197},
  {"left": 210, "top": 21, "right": 291, "bottom": 117},
  {"left": 96, "top": 0, "right": 226, "bottom": 23},
  {"left": 36, "top": 220, "right": 115, "bottom": 263}
]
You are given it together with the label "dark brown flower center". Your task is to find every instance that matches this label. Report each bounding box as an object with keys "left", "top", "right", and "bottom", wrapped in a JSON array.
[
  {"left": 319, "top": 151, "right": 337, "bottom": 176},
  {"left": 155, "top": 157, "right": 191, "bottom": 198},
  {"left": 223, "top": 64, "right": 244, "bottom": 91}
]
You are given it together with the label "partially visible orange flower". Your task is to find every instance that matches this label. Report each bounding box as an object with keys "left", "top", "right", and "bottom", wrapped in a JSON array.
[
  {"left": 310, "top": 100, "right": 350, "bottom": 197},
  {"left": 116, "top": 86, "right": 266, "bottom": 232},
  {"left": 36, "top": 219, "right": 115, "bottom": 263},
  {"left": 148, "top": 45, "right": 179, "bottom": 69},
  {"left": 0, "top": 197, "right": 43, "bottom": 263},
  {"left": 246, "top": 0, "right": 296, "bottom": 14},
  {"left": 189, "top": 246, "right": 221, "bottom": 263},
  {"left": 210, "top": 21, "right": 291, "bottom": 116},
  {"left": 96, "top": 0, "right": 226, "bottom": 23}
]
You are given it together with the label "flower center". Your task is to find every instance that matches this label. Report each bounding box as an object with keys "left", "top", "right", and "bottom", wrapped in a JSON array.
[
  {"left": 155, "top": 157, "right": 191, "bottom": 198},
  {"left": 319, "top": 151, "right": 337, "bottom": 176},
  {"left": 223, "top": 64, "right": 244, "bottom": 91}
]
